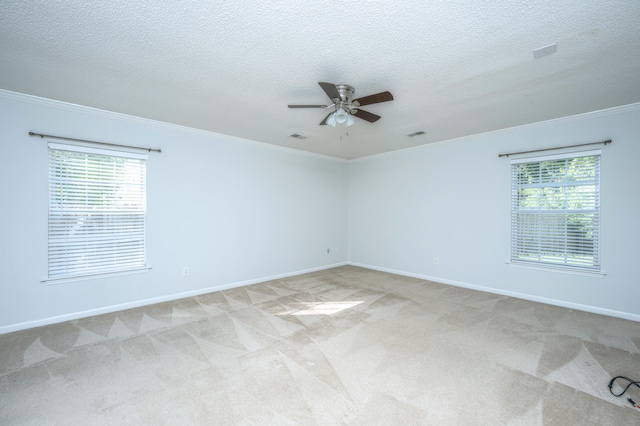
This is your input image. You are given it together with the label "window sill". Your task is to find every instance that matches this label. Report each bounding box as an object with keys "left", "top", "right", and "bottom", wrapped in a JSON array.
[
  {"left": 506, "top": 261, "right": 605, "bottom": 278},
  {"left": 42, "top": 266, "right": 151, "bottom": 285}
]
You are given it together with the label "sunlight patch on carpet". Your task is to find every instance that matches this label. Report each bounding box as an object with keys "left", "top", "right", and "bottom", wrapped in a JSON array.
[{"left": 277, "top": 301, "right": 364, "bottom": 316}]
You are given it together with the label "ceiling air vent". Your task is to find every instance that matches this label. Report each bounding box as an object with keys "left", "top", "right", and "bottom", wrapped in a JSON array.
[
  {"left": 407, "top": 131, "right": 426, "bottom": 137},
  {"left": 533, "top": 43, "right": 557, "bottom": 59},
  {"left": 290, "top": 134, "right": 308, "bottom": 140}
]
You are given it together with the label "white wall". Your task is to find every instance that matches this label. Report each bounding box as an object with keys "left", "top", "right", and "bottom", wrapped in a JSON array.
[
  {"left": 348, "top": 103, "right": 640, "bottom": 320},
  {"left": 0, "top": 91, "right": 348, "bottom": 332},
  {"left": 2, "top": 90, "right": 638, "bottom": 333}
]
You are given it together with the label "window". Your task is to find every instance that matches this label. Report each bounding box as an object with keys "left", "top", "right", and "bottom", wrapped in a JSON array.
[
  {"left": 511, "top": 150, "right": 600, "bottom": 272},
  {"left": 48, "top": 143, "right": 148, "bottom": 280}
]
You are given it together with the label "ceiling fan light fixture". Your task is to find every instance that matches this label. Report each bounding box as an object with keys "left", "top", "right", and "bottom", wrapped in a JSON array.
[
  {"left": 326, "top": 113, "right": 337, "bottom": 127},
  {"left": 345, "top": 114, "right": 355, "bottom": 127},
  {"left": 334, "top": 107, "right": 349, "bottom": 124}
]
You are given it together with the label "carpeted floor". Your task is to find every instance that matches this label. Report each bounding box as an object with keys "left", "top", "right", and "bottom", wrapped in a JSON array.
[{"left": 1, "top": 266, "right": 639, "bottom": 425}]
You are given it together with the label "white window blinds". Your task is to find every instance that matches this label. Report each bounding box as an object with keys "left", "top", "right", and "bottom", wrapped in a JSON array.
[
  {"left": 48, "top": 143, "right": 148, "bottom": 279},
  {"left": 511, "top": 150, "right": 600, "bottom": 272}
]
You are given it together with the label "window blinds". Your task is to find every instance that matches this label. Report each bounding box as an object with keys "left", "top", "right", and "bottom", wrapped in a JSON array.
[
  {"left": 48, "top": 143, "right": 148, "bottom": 279},
  {"left": 511, "top": 150, "right": 600, "bottom": 271}
]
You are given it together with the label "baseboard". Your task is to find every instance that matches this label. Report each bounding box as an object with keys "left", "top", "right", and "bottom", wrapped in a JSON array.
[
  {"left": 348, "top": 262, "right": 640, "bottom": 323},
  {"left": 0, "top": 262, "right": 348, "bottom": 334}
]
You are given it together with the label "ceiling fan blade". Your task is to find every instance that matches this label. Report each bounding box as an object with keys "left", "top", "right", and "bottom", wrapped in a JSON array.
[
  {"left": 318, "top": 82, "right": 341, "bottom": 100},
  {"left": 288, "top": 105, "right": 328, "bottom": 108},
  {"left": 353, "top": 91, "right": 394, "bottom": 106},
  {"left": 352, "top": 109, "right": 381, "bottom": 123},
  {"left": 319, "top": 112, "right": 333, "bottom": 125}
]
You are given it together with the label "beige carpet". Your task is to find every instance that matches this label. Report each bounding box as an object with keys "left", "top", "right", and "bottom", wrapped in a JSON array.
[{"left": 1, "top": 266, "right": 639, "bottom": 425}]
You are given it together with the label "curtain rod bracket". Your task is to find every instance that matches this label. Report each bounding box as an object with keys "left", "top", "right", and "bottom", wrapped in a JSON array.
[{"left": 28, "top": 131, "right": 161, "bottom": 153}]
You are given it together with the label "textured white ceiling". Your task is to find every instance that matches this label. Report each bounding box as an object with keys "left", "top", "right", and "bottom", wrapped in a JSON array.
[{"left": 1, "top": 1, "right": 639, "bottom": 159}]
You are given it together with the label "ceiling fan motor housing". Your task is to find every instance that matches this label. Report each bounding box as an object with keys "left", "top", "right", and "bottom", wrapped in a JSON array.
[{"left": 334, "top": 85, "right": 358, "bottom": 112}]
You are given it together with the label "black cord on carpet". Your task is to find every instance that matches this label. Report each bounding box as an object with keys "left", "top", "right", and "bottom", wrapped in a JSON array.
[{"left": 608, "top": 376, "right": 640, "bottom": 409}]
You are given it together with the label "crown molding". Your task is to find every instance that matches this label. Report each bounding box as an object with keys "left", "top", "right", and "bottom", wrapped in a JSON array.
[
  {"left": 3, "top": 88, "right": 636, "bottom": 165},
  {"left": 0, "top": 89, "right": 347, "bottom": 163},
  {"left": 352, "top": 101, "right": 640, "bottom": 162}
]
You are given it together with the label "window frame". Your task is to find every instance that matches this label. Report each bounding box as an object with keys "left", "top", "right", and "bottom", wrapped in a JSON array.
[
  {"left": 509, "top": 149, "right": 601, "bottom": 274},
  {"left": 46, "top": 142, "right": 149, "bottom": 282}
]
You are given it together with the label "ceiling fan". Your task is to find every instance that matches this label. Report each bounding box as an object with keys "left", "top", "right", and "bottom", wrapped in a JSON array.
[{"left": 288, "top": 82, "right": 393, "bottom": 127}]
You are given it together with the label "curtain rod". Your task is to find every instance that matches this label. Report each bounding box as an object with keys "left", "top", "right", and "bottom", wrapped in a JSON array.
[
  {"left": 498, "top": 139, "right": 611, "bottom": 158},
  {"left": 29, "top": 131, "right": 162, "bottom": 153}
]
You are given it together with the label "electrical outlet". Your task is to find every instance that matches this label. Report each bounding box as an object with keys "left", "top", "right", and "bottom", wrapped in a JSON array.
[
  {"left": 183, "top": 267, "right": 190, "bottom": 277},
  {"left": 433, "top": 257, "right": 439, "bottom": 265}
]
